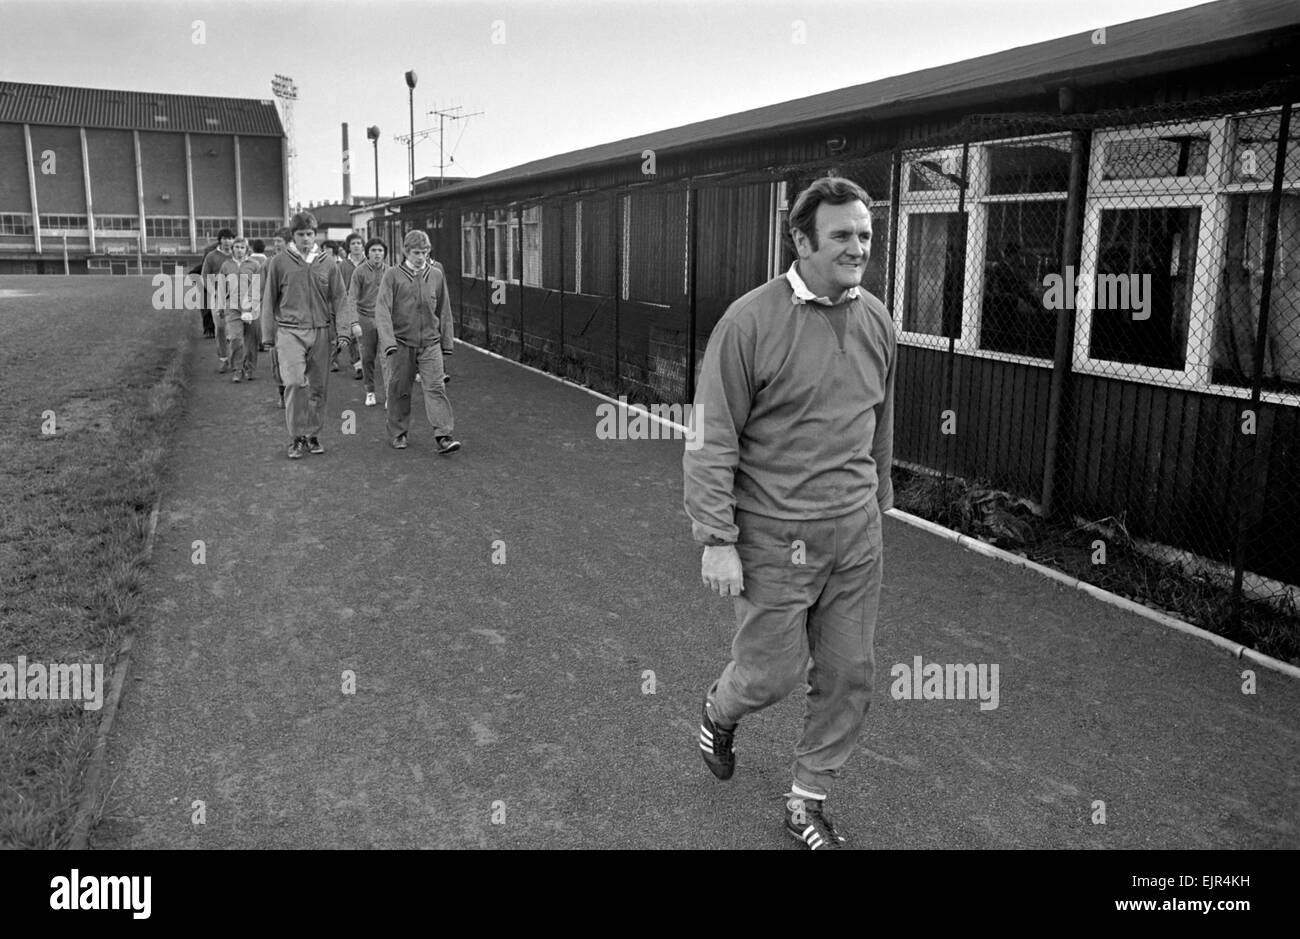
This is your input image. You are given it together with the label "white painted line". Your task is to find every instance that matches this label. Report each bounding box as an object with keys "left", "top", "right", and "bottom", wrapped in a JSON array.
[{"left": 461, "top": 340, "right": 1299, "bottom": 681}]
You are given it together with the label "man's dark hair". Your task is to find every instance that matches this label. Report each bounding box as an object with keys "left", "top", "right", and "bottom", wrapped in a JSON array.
[
  {"left": 788, "top": 177, "right": 873, "bottom": 251},
  {"left": 250, "top": 239, "right": 266, "bottom": 254},
  {"left": 216, "top": 227, "right": 236, "bottom": 241},
  {"left": 363, "top": 237, "right": 387, "bottom": 255},
  {"left": 275, "top": 227, "right": 291, "bottom": 241},
  {"left": 345, "top": 233, "right": 364, "bottom": 249},
  {"left": 289, "top": 211, "right": 317, "bottom": 233}
]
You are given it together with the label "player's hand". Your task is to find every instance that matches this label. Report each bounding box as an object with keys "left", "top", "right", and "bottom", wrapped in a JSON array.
[
  {"left": 701, "top": 545, "right": 743, "bottom": 597},
  {"left": 351, "top": 323, "right": 362, "bottom": 340}
]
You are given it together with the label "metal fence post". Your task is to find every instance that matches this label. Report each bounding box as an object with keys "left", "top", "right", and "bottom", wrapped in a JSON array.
[
  {"left": 686, "top": 183, "right": 700, "bottom": 402},
  {"left": 1231, "top": 100, "right": 1292, "bottom": 627},
  {"left": 613, "top": 189, "right": 622, "bottom": 387},
  {"left": 941, "top": 140, "right": 971, "bottom": 483},
  {"left": 558, "top": 198, "right": 566, "bottom": 369},
  {"left": 1041, "top": 128, "right": 1091, "bottom": 518}
]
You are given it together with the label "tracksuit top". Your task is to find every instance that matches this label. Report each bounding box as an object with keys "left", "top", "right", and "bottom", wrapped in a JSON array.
[
  {"left": 258, "top": 246, "right": 355, "bottom": 342},
  {"left": 341, "top": 256, "right": 363, "bottom": 290},
  {"left": 682, "top": 270, "right": 896, "bottom": 545},
  {"left": 200, "top": 246, "right": 232, "bottom": 310},
  {"left": 347, "top": 259, "right": 388, "bottom": 318},
  {"left": 215, "top": 257, "right": 262, "bottom": 315},
  {"left": 375, "top": 260, "right": 455, "bottom": 354}
]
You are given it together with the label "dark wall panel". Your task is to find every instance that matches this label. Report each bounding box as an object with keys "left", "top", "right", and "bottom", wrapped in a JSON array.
[
  {"left": 85, "top": 128, "right": 139, "bottom": 215},
  {"left": 238, "top": 135, "right": 283, "bottom": 217},
  {"left": 0, "top": 123, "right": 31, "bottom": 211},
  {"left": 189, "top": 132, "right": 237, "bottom": 216},
  {"left": 138, "top": 131, "right": 188, "bottom": 217},
  {"left": 29, "top": 125, "right": 84, "bottom": 214}
]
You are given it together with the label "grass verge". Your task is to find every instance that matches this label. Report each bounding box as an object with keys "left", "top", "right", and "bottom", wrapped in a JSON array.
[
  {"left": 892, "top": 466, "right": 1300, "bottom": 666},
  {"left": 0, "top": 300, "right": 191, "bottom": 849}
]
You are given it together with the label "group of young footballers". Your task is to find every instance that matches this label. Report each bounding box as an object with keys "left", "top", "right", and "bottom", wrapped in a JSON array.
[{"left": 198, "top": 211, "right": 460, "bottom": 460}]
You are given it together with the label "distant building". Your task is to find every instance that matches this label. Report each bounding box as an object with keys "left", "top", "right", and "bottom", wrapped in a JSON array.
[{"left": 0, "top": 81, "right": 287, "bottom": 274}]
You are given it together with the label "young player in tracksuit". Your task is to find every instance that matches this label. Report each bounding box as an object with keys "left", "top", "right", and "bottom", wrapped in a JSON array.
[
  {"left": 201, "top": 229, "right": 235, "bottom": 370},
  {"left": 375, "top": 230, "right": 460, "bottom": 454},
  {"left": 259, "top": 212, "right": 358, "bottom": 460},
  {"left": 346, "top": 238, "right": 389, "bottom": 407},
  {"left": 685, "top": 176, "right": 894, "bottom": 851},
  {"left": 265, "top": 228, "right": 290, "bottom": 407},
  {"left": 338, "top": 233, "right": 366, "bottom": 380},
  {"left": 216, "top": 237, "right": 262, "bottom": 382}
]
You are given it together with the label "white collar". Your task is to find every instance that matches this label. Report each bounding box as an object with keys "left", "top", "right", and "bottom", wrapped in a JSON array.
[{"left": 785, "top": 262, "right": 859, "bottom": 306}]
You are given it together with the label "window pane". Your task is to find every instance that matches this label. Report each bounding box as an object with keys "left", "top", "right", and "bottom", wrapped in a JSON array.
[
  {"left": 980, "top": 200, "right": 1065, "bottom": 357},
  {"left": 1212, "top": 193, "right": 1300, "bottom": 390},
  {"left": 987, "top": 137, "right": 1072, "bottom": 195},
  {"left": 1087, "top": 207, "right": 1200, "bottom": 370},
  {"left": 1230, "top": 111, "right": 1300, "bottom": 185},
  {"left": 903, "top": 212, "right": 965, "bottom": 337},
  {"left": 907, "top": 149, "right": 963, "bottom": 192},
  {"left": 1101, "top": 135, "right": 1209, "bottom": 180}
]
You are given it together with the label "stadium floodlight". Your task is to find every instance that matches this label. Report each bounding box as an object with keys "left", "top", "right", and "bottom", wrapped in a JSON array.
[
  {"left": 404, "top": 72, "right": 418, "bottom": 190},
  {"left": 367, "top": 126, "right": 381, "bottom": 204}
]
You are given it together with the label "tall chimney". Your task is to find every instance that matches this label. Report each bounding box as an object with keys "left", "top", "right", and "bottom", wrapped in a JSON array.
[{"left": 342, "top": 123, "right": 352, "bottom": 204}]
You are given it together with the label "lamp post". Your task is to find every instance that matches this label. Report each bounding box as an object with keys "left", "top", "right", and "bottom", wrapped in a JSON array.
[
  {"left": 404, "top": 70, "right": 418, "bottom": 191},
  {"left": 367, "top": 126, "right": 380, "bottom": 204}
]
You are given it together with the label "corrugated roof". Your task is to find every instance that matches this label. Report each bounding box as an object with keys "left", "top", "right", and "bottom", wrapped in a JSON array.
[
  {"left": 405, "top": 0, "right": 1299, "bottom": 203},
  {"left": 0, "top": 82, "right": 284, "bottom": 136}
]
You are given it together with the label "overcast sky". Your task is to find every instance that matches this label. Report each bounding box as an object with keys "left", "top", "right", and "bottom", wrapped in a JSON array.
[{"left": 3, "top": 0, "right": 1214, "bottom": 206}]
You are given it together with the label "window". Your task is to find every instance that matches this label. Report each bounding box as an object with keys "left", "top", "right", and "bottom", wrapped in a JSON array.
[
  {"left": 978, "top": 136, "right": 1071, "bottom": 358},
  {"left": 148, "top": 217, "right": 190, "bottom": 239},
  {"left": 196, "top": 218, "right": 238, "bottom": 241},
  {"left": 39, "top": 214, "right": 88, "bottom": 233},
  {"left": 522, "top": 205, "right": 542, "bottom": 287},
  {"left": 1072, "top": 120, "right": 1228, "bottom": 386},
  {"left": 902, "top": 211, "right": 966, "bottom": 338},
  {"left": 768, "top": 180, "right": 790, "bottom": 279},
  {"left": 1, "top": 213, "right": 34, "bottom": 235},
  {"left": 486, "top": 209, "right": 508, "bottom": 283},
  {"left": 1087, "top": 206, "right": 1200, "bottom": 370},
  {"left": 244, "top": 218, "right": 280, "bottom": 239},
  {"left": 1212, "top": 109, "right": 1300, "bottom": 393},
  {"left": 461, "top": 211, "right": 484, "bottom": 278},
  {"left": 95, "top": 215, "right": 139, "bottom": 232},
  {"left": 896, "top": 145, "right": 971, "bottom": 347}
]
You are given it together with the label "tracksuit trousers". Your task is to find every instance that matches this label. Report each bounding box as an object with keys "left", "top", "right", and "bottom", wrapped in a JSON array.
[
  {"left": 222, "top": 312, "right": 258, "bottom": 378},
  {"left": 709, "top": 500, "right": 884, "bottom": 797},
  {"left": 386, "top": 343, "right": 453, "bottom": 439},
  {"left": 358, "top": 313, "right": 380, "bottom": 394},
  {"left": 276, "top": 325, "right": 331, "bottom": 439}
]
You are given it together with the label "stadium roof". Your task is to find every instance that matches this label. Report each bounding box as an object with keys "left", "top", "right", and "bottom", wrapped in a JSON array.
[
  {"left": 0, "top": 82, "right": 284, "bottom": 136},
  {"left": 411, "top": 0, "right": 1299, "bottom": 202}
]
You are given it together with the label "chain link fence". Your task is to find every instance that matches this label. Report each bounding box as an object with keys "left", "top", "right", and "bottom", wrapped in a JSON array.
[{"left": 415, "top": 79, "right": 1300, "bottom": 655}]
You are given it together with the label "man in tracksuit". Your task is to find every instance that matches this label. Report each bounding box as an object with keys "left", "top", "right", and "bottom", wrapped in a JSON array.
[
  {"left": 259, "top": 211, "right": 358, "bottom": 460},
  {"left": 216, "top": 237, "right": 262, "bottom": 382},
  {"left": 346, "top": 237, "right": 389, "bottom": 407},
  {"left": 337, "top": 233, "right": 366, "bottom": 380},
  {"left": 201, "top": 229, "right": 235, "bottom": 369},
  {"left": 684, "top": 176, "right": 895, "bottom": 851},
  {"left": 375, "top": 229, "right": 460, "bottom": 454}
]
